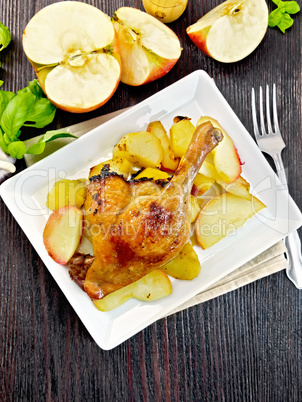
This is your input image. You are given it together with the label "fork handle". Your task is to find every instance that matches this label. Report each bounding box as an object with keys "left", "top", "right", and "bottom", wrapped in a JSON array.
[
  {"left": 273, "top": 153, "right": 288, "bottom": 189},
  {"left": 272, "top": 154, "right": 302, "bottom": 288}
]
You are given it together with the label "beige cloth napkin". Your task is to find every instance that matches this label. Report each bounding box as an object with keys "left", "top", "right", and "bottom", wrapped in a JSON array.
[{"left": 24, "top": 109, "right": 288, "bottom": 307}]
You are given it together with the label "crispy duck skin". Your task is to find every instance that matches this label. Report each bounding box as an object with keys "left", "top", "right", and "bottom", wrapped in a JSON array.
[{"left": 84, "top": 122, "right": 223, "bottom": 299}]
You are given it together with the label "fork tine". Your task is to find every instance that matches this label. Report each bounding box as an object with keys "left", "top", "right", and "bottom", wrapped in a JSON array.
[
  {"left": 272, "top": 83, "right": 281, "bottom": 133},
  {"left": 259, "top": 86, "right": 267, "bottom": 136},
  {"left": 251, "top": 87, "right": 261, "bottom": 140},
  {"left": 266, "top": 85, "right": 273, "bottom": 134}
]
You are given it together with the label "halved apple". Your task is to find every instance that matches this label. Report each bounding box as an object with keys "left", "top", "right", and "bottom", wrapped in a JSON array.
[
  {"left": 195, "top": 193, "right": 266, "bottom": 249},
  {"left": 197, "top": 116, "right": 241, "bottom": 183},
  {"left": 23, "top": 2, "right": 121, "bottom": 113},
  {"left": 112, "top": 7, "right": 181, "bottom": 86},
  {"left": 186, "top": 0, "right": 268, "bottom": 63},
  {"left": 43, "top": 205, "right": 84, "bottom": 265}
]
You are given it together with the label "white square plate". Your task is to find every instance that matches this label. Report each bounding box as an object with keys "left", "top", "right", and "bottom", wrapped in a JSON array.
[{"left": 1, "top": 70, "right": 302, "bottom": 350}]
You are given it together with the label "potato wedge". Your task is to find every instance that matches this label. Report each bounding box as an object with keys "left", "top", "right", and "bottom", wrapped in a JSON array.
[
  {"left": 170, "top": 118, "right": 196, "bottom": 158},
  {"left": 93, "top": 270, "right": 172, "bottom": 311},
  {"left": 134, "top": 167, "right": 170, "bottom": 182},
  {"left": 195, "top": 193, "right": 266, "bottom": 249},
  {"left": 162, "top": 242, "right": 201, "bottom": 280},
  {"left": 147, "top": 121, "right": 179, "bottom": 171},
  {"left": 113, "top": 131, "right": 163, "bottom": 168},
  {"left": 46, "top": 179, "right": 86, "bottom": 211},
  {"left": 89, "top": 157, "right": 132, "bottom": 180}
]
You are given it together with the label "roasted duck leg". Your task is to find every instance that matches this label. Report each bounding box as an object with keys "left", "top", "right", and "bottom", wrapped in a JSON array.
[{"left": 83, "top": 121, "right": 222, "bottom": 299}]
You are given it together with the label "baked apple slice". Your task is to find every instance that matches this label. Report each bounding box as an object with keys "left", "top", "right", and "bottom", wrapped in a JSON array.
[
  {"left": 197, "top": 116, "right": 241, "bottom": 183},
  {"left": 195, "top": 193, "right": 265, "bottom": 249},
  {"left": 43, "top": 205, "right": 84, "bottom": 265}
]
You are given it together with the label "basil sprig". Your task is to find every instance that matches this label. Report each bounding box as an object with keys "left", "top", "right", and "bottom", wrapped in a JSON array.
[
  {"left": 269, "top": 0, "right": 300, "bottom": 33},
  {"left": 0, "top": 80, "right": 76, "bottom": 159},
  {"left": 0, "top": 22, "right": 11, "bottom": 52}
]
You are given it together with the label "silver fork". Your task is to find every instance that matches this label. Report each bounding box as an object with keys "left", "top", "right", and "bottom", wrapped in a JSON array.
[{"left": 252, "top": 84, "right": 302, "bottom": 289}]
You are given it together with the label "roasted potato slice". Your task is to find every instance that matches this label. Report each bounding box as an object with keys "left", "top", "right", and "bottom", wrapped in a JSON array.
[
  {"left": 147, "top": 121, "right": 179, "bottom": 171},
  {"left": 46, "top": 179, "right": 86, "bottom": 210},
  {"left": 89, "top": 157, "right": 132, "bottom": 180},
  {"left": 113, "top": 131, "right": 163, "bottom": 168},
  {"left": 93, "top": 270, "right": 172, "bottom": 311},
  {"left": 134, "top": 167, "right": 170, "bottom": 181},
  {"left": 170, "top": 117, "right": 195, "bottom": 158},
  {"left": 162, "top": 242, "right": 201, "bottom": 280}
]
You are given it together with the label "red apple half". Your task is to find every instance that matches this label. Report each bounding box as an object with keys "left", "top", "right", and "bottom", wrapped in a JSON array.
[{"left": 112, "top": 7, "right": 182, "bottom": 86}]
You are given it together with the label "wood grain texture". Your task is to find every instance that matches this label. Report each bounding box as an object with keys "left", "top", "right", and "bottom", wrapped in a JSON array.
[{"left": 0, "top": 0, "right": 301, "bottom": 401}]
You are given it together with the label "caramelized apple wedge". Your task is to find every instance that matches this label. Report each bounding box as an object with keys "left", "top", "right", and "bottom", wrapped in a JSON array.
[
  {"left": 93, "top": 270, "right": 172, "bottom": 311},
  {"left": 43, "top": 205, "right": 84, "bottom": 264},
  {"left": 195, "top": 193, "right": 265, "bottom": 249},
  {"left": 197, "top": 116, "right": 242, "bottom": 183}
]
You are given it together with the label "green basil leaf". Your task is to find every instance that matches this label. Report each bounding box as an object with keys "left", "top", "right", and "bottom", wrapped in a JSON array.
[
  {"left": 0, "top": 22, "right": 11, "bottom": 52},
  {"left": 278, "top": 12, "right": 294, "bottom": 32},
  {"left": 26, "top": 141, "right": 46, "bottom": 155},
  {"left": 0, "top": 91, "right": 36, "bottom": 138},
  {"left": 26, "top": 131, "right": 76, "bottom": 155},
  {"left": 17, "top": 79, "right": 44, "bottom": 98},
  {"left": 7, "top": 140, "right": 27, "bottom": 159},
  {"left": 0, "top": 90, "right": 15, "bottom": 119},
  {"left": 23, "top": 97, "right": 56, "bottom": 128},
  {"left": 280, "top": 1, "right": 300, "bottom": 13},
  {"left": 39, "top": 130, "right": 77, "bottom": 143},
  {"left": 268, "top": 8, "right": 285, "bottom": 27},
  {"left": 0, "top": 129, "right": 8, "bottom": 153},
  {"left": 0, "top": 80, "right": 3, "bottom": 87}
]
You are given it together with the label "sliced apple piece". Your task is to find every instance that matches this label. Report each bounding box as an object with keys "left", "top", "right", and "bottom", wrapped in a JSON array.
[
  {"left": 170, "top": 117, "right": 196, "bottom": 158},
  {"left": 112, "top": 7, "right": 181, "bottom": 86},
  {"left": 197, "top": 116, "right": 241, "bottom": 183},
  {"left": 199, "top": 159, "right": 218, "bottom": 180},
  {"left": 43, "top": 205, "right": 84, "bottom": 264},
  {"left": 113, "top": 131, "right": 163, "bottom": 168},
  {"left": 192, "top": 173, "right": 215, "bottom": 197},
  {"left": 23, "top": 2, "right": 121, "bottom": 112},
  {"left": 93, "top": 270, "right": 172, "bottom": 311},
  {"left": 186, "top": 0, "right": 268, "bottom": 63},
  {"left": 216, "top": 175, "right": 252, "bottom": 200},
  {"left": 189, "top": 195, "right": 201, "bottom": 223},
  {"left": 147, "top": 121, "right": 179, "bottom": 171},
  {"left": 162, "top": 242, "right": 201, "bottom": 280},
  {"left": 46, "top": 179, "right": 86, "bottom": 211},
  {"left": 195, "top": 193, "right": 266, "bottom": 249}
]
